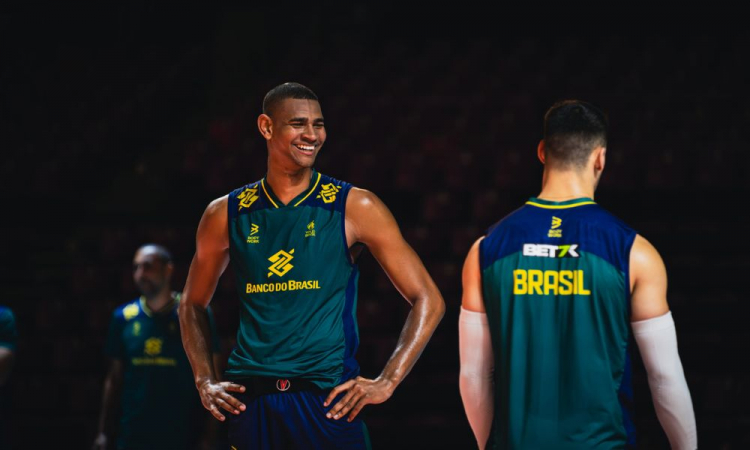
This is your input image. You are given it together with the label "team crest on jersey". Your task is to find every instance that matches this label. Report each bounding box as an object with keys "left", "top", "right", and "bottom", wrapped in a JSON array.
[
  {"left": 144, "top": 337, "right": 163, "bottom": 356},
  {"left": 268, "top": 249, "right": 295, "bottom": 277},
  {"left": 548, "top": 216, "right": 562, "bottom": 238},
  {"left": 247, "top": 223, "right": 260, "bottom": 244},
  {"left": 305, "top": 221, "right": 316, "bottom": 238},
  {"left": 238, "top": 187, "right": 259, "bottom": 211},
  {"left": 317, "top": 183, "right": 341, "bottom": 203},
  {"left": 132, "top": 321, "right": 141, "bottom": 336}
]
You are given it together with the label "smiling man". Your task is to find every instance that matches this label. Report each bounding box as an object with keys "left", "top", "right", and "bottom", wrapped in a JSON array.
[{"left": 179, "top": 82, "right": 445, "bottom": 449}]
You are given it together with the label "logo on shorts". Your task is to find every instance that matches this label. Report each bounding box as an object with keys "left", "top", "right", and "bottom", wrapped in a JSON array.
[
  {"left": 268, "top": 249, "right": 295, "bottom": 277},
  {"left": 317, "top": 183, "right": 341, "bottom": 203},
  {"left": 238, "top": 187, "right": 259, "bottom": 211},
  {"left": 548, "top": 216, "right": 563, "bottom": 238},
  {"left": 276, "top": 379, "right": 291, "bottom": 391}
]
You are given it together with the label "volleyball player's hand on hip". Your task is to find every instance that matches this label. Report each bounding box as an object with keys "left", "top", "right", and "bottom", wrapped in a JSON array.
[
  {"left": 324, "top": 376, "right": 394, "bottom": 422},
  {"left": 197, "top": 379, "right": 247, "bottom": 421}
]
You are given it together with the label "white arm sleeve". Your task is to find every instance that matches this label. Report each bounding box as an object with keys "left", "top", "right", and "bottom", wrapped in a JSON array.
[
  {"left": 632, "top": 311, "right": 697, "bottom": 450},
  {"left": 459, "top": 307, "right": 494, "bottom": 450}
]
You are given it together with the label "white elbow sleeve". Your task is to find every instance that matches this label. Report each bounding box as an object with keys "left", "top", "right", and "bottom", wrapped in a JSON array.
[
  {"left": 459, "top": 307, "right": 494, "bottom": 449},
  {"left": 633, "top": 311, "right": 697, "bottom": 450}
]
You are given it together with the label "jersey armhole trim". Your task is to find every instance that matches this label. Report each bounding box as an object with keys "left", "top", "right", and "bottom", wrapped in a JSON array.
[{"left": 340, "top": 186, "right": 355, "bottom": 267}]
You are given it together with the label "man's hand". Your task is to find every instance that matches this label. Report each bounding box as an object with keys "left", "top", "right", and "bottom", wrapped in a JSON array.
[
  {"left": 91, "top": 432, "right": 108, "bottom": 450},
  {"left": 197, "top": 379, "right": 247, "bottom": 421},
  {"left": 323, "top": 376, "right": 395, "bottom": 422}
]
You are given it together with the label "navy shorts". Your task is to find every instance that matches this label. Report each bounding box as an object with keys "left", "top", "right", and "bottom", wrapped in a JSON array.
[{"left": 227, "top": 388, "right": 371, "bottom": 450}]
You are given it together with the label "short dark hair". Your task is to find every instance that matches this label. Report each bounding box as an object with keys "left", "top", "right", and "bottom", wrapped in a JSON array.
[
  {"left": 262, "top": 82, "right": 319, "bottom": 117},
  {"left": 137, "top": 244, "right": 173, "bottom": 265},
  {"left": 543, "top": 100, "right": 608, "bottom": 169}
]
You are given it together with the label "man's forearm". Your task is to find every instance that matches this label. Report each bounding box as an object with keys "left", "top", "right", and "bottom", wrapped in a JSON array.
[
  {"left": 180, "top": 302, "right": 217, "bottom": 386},
  {"left": 459, "top": 308, "right": 494, "bottom": 449},
  {"left": 378, "top": 294, "right": 444, "bottom": 387},
  {"left": 0, "top": 348, "right": 14, "bottom": 386},
  {"left": 633, "top": 312, "right": 697, "bottom": 450},
  {"left": 97, "top": 369, "right": 121, "bottom": 435}
]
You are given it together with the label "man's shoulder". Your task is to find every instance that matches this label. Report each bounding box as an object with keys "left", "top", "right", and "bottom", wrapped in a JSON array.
[
  {"left": 112, "top": 298, "right": 143, "bottom": 322},
  {"left": 228, "top": 179, "right": 263, "bottom": 198},
  {"left": 0, "top": 306, "right": 14, "bottom": 322}
]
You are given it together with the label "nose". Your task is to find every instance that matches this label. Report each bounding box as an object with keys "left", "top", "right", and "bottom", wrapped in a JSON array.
[{"left": 301, "top": 123, "right": 317, "bottom": 143}]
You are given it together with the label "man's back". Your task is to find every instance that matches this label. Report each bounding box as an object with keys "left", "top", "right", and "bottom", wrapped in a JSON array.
[{"left": 480, "top": 197, "right": 636, "bottom": 449}]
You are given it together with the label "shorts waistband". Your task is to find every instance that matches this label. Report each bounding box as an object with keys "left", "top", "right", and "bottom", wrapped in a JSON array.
[{"left": 236, "top": 376, "right": 322, "bottom": 397}]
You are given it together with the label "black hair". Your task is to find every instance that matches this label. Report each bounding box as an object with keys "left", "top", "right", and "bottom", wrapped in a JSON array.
[
  {"left": 262, "top": 82, "right": 319, "bottom": 117},
  {"left": 136, "top": 244, "right": 173, "bottom": 265},
  {"left": 543, "top": 100, "right": 608, "bottom": 169}
]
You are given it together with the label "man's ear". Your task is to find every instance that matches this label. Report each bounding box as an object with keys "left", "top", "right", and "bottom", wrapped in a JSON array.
[
  {"left": 258, "top": 114, "right": 273, "bottom": 140},
  {"left": 593, "top": 146, "right": 606, "bottom": 172},
  {"left": 537, "top": 140, "right": 546, "bottom": 165}
]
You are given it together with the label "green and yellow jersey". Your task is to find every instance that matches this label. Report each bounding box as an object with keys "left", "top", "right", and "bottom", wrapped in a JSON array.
[
  {"left": 105, "top": 294, "right": 220, "bottom": 450},
  {"left": 225, "top": 170, "right": 360, "bottom": 389},
  {"left": 480, "top": 197, "right": 637, "bottom": 449}
]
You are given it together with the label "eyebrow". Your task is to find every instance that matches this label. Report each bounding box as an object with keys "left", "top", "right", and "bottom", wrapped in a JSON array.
[{"left": 288, "top": 117, "right": 324, "bottom": 123}]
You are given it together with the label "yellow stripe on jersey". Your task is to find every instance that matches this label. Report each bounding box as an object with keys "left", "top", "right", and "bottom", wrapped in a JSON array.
[
  {"left": 294, "top": 172, "right": 322, "bottom": 207},
  {"left": 525, "top": 200, "right": 596, "bottom": 209},
  {"left": 261, "top": 179, "right": 279, "bottom": 209}
]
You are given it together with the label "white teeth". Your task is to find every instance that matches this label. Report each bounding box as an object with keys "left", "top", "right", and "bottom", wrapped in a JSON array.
[{"left": 297, "top": 145, "right": 314, "bottom": 151}]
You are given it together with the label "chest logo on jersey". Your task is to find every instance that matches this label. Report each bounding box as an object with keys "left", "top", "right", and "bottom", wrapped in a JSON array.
[
  {"left": 548, "top": 216, "right": 563, "bottom": 238},
  {"left": 268, "top": 249, "right": 295, "bottom": 277},
  {"left": 523, "top": 243, "right": 579, "bottom": 258},
  {"left": 132, "top": 321, "right": 141, "bottom": 336},
  {"left": 238, "top": 187, "right": 259, "bottom": 211},
  {"left": 317, "top": 183, "right": 341, "bottom": 203},
  {"left": 144, "top": 337, "right": 163, "bottom": 356},
  {"left": 305, "top": 221, "right": 316, "bottom": 238},
  {"left": 247, "top": 223, "right": 260, "bottom": 244}
]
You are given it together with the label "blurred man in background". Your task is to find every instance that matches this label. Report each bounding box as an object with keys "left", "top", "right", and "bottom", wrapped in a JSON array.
[
  {"left": 1, "top": 305, "right": 18, "bottom": 449},
  {"left": 459, "top": 100, "right": 697, "bottom": 449},
  {"left": 93, "top": 244, "right": 222, "bottom": 450}
]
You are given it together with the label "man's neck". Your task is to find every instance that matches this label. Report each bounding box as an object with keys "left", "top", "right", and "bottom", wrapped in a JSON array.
[
  {"left": 143, "top": 289, "right": 174, "bottom": 314},
  {"left": 537, "top": 169, "right": 595, "bottom": 201},
  {"left": 265, "top": 160, "right": 314, "bottom": 205}
]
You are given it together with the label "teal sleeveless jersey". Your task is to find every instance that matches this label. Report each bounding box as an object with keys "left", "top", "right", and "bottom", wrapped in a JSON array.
[
  {"left": 226, "top": 170, "right": 359, "bottom": 389},
  {"left": 480, "top": 197, "right": 637, "bottom": 450},
  {"left": 105, "top": 295, "right": 221, "bottom": 449}
]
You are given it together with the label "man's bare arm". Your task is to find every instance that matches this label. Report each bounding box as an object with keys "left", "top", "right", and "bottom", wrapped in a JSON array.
[
  {"left": 92, "top": 359, "right": 123, "bottom": 450},
  {"left": 630, "top": 235, "right": 697, "bottom": 450},
  {"left": 0, "top": 347, "right": 13, "bottom": 387},
  {"left": 325, "top": 188, "right": 446, "bottom": 421},
  {"left": 179, "top": 196, "right": 246, "bottom": 422}
]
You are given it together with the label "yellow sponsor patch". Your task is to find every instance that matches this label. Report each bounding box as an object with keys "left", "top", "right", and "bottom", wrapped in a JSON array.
[
  {"left": 238, "top": 187, "right": 259, "bottom": 211},
  {"left": 317, "top": 183, "right": 341, "bottom": 203}
]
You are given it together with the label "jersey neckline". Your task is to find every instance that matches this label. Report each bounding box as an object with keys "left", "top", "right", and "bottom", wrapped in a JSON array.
[
  {"left": 261, "top": 170, "right": 321, "bottom": 209},
  {"left": 139, "top": 292, "right": 180, "bottom": 317},
  {"left": 526, "top": 197, "right": 596, "bottom": 209}
]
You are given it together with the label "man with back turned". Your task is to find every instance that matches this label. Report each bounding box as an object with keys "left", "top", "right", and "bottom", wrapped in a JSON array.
[{"left": 459, "top": 100, "right": 697, "bottom": 449}]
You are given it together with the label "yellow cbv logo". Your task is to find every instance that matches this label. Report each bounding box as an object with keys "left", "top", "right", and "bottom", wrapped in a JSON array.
[{"left": 268, "top": 249, "right": 295, "bottom": 277}]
